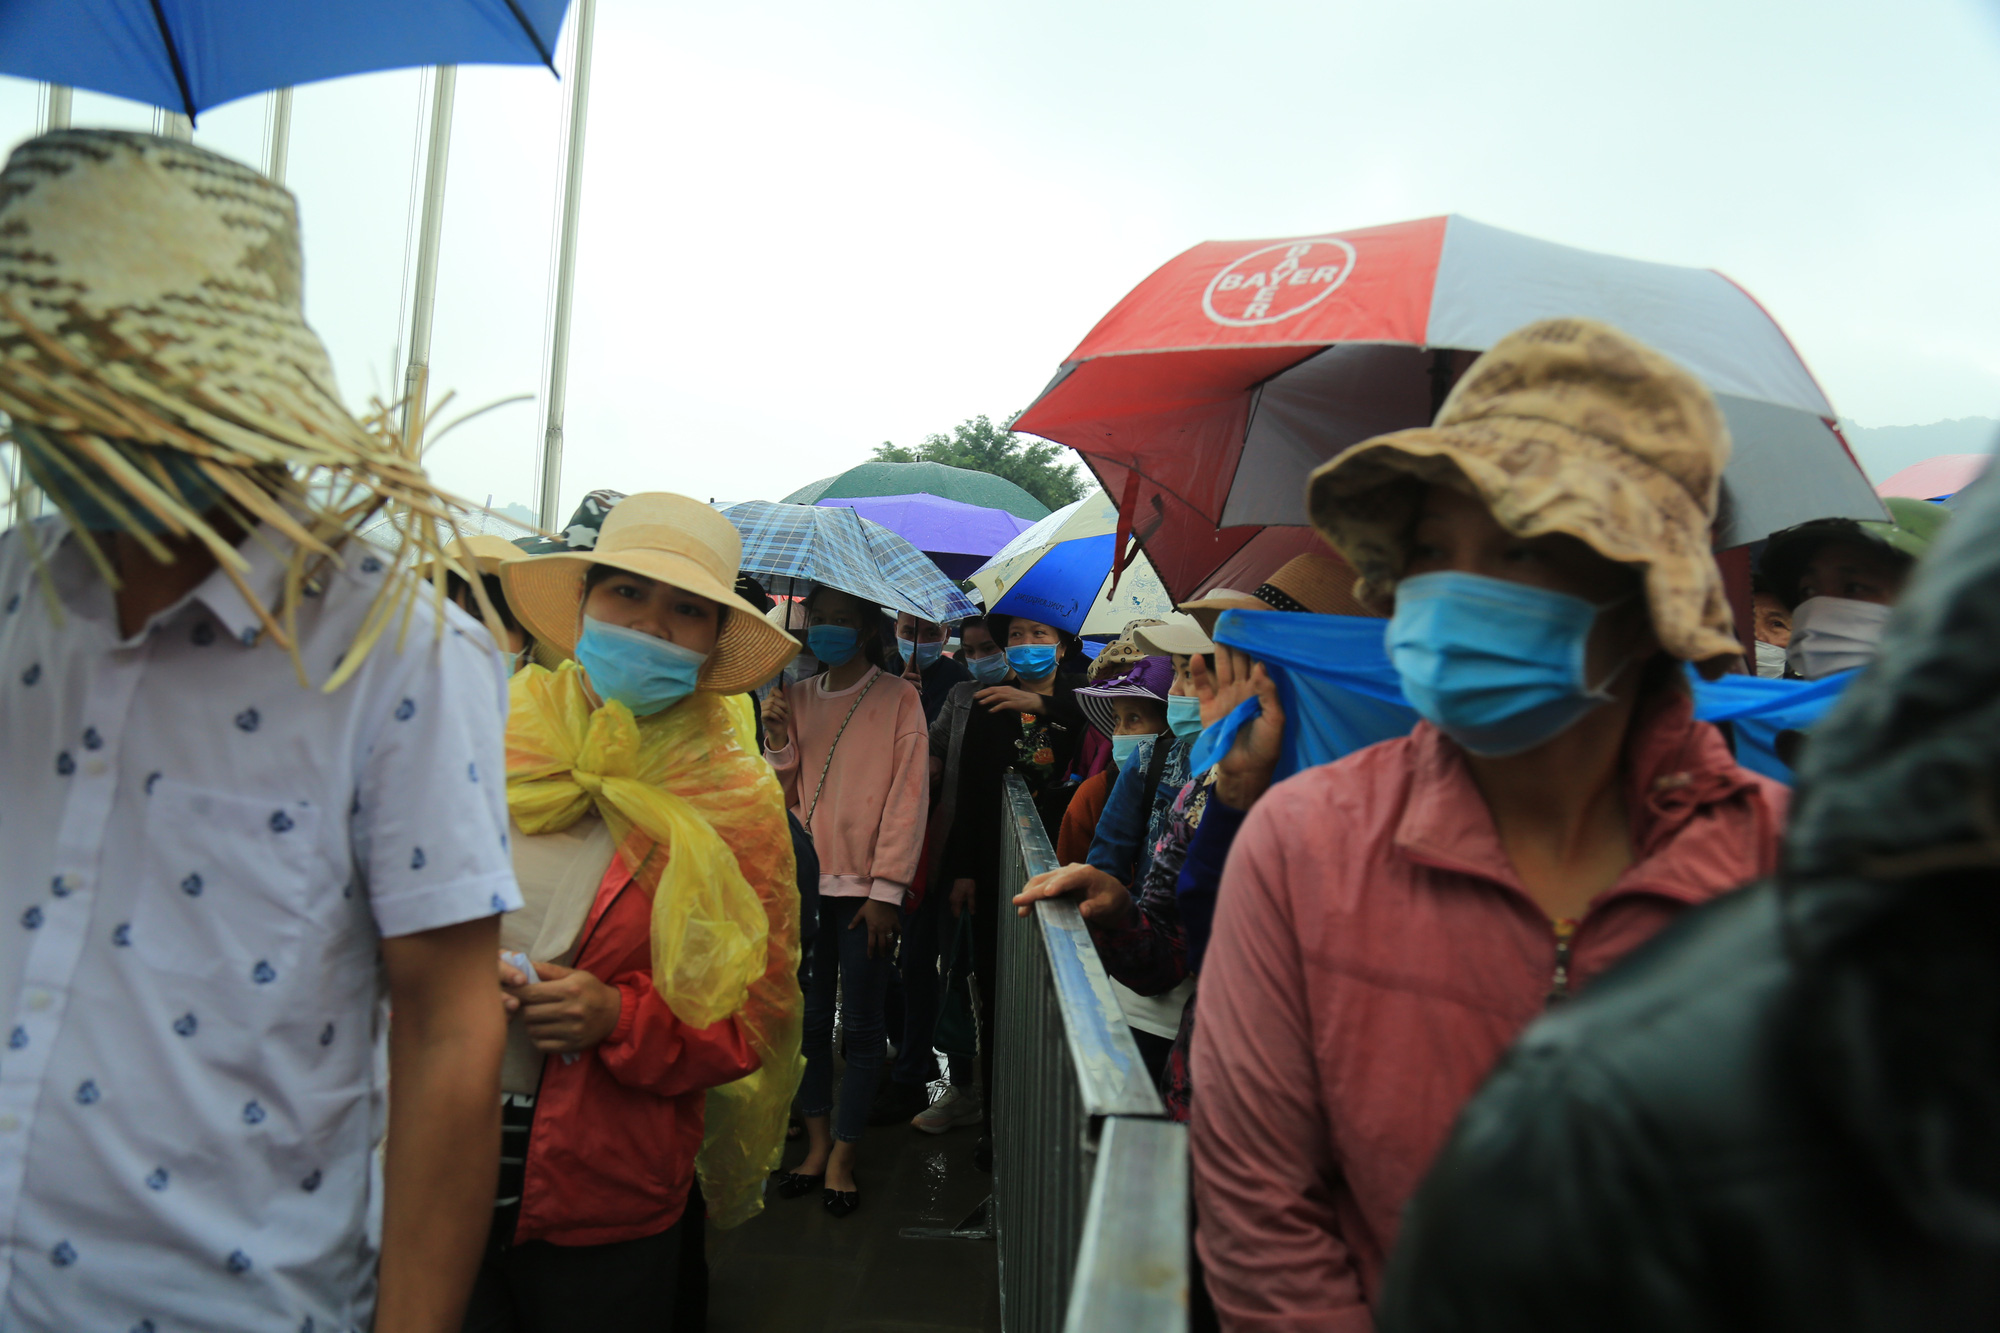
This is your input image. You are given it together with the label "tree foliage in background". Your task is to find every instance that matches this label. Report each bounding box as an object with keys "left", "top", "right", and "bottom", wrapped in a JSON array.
[{"left": 872, "top": 414, "right": 1086, "bottom": 511}]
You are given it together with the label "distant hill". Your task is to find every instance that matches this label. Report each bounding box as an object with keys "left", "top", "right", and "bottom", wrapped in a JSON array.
[{"left": 1842, "top": 417, "right": 1998, "bottom": 483}]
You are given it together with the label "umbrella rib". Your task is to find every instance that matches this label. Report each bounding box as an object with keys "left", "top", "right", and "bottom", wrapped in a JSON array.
[
  {"left": 146, "top": 0, "right": 199, "bottom": 121},
  {"left": 501, "top": 0, "right": 560, "bottom": 72}
]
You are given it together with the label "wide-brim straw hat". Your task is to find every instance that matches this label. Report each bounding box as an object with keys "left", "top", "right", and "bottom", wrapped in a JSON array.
[
  {"left": 504, "top": 492, "right": 800, "bottom": 695},
  {"left": 1307, "top": 317, "right": 1740, "bottom": 664},
  {"left": 417, "top": 535, "right": 524, "bottom": 582},
  {"left": 0, "top": 130, "right": 476, "bottom": 685},
  {"left": 1154, "top": 553, "right": 1381, "bottom": 654}
]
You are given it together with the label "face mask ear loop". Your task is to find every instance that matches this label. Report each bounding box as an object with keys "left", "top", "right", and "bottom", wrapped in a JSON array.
[{"left": 1581, "top": 589, "right": 1645, "bottom": 701}]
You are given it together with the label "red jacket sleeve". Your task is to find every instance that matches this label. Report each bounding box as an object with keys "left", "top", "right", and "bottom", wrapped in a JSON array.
[
  {"left": 595, "top": 973, "right": 761, "bottom": 1099},
  {"left": 1191, "top": 796, "right": 1373, "bottom": 1332}
]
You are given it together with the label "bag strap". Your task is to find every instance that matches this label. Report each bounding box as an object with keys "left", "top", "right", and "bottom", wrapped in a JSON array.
[
  {"left": 1138, "top": 733, "right": 1173, "bottom": 831},
  {"left": 804, "top": 669, "right": 883, "bottom": 829}
]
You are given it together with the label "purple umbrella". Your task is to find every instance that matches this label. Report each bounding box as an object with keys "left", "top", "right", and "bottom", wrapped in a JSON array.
[{"left": 815, "top": 492, "right": 1035, "bottom": 579}]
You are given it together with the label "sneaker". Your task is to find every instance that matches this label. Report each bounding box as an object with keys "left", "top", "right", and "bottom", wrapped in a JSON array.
[{"left": 912, "top": 1085, "right": 982, "bottom": 1135}]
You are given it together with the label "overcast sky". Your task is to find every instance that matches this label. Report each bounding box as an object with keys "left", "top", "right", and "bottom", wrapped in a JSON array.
[{"left": 3, "top": 0, "right": 1997, "bottom": 519}]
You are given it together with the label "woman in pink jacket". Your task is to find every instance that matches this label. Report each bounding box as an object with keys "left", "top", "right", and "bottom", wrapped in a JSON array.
[
  {"left": 1191, "top": 320, "right": 1789, "bottom": 1331},
  {"left": 761, "top": 586, "right": 929, "bottom": 1216}
]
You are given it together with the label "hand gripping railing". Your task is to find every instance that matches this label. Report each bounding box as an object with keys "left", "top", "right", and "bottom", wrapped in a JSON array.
[{"left": 993, "top": 773, "right": 1188, "bottom": 1333}]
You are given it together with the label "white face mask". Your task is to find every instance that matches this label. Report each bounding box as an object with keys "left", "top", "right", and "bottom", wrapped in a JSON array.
[
  {"left": 1753, "top": 640, "right": 1788, "bottom": 678},
  {"left": 1786, "top": 596, "right": 1893, "bottom": 680}
]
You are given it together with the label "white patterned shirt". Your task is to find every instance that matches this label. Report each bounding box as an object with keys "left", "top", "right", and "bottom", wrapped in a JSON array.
[{"left": 0, "top": 518, "right": 522, "bottom": 1332}]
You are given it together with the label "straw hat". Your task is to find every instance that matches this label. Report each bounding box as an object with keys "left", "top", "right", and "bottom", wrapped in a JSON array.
[
  {"left": 1137, "top": 553, "right": 1379, "bottom": 657},
  {"left": 1307, "top": 318, "right": 1739, "bottom": 664},
  {"left": 418, "top": 535, "right": 524, "bottom": 582},
  {"left": 504, "top": 492, "right": 800, "bottom": 694},
  {"left": 0, "top": 130, "right": 474, "bottom": 682}
]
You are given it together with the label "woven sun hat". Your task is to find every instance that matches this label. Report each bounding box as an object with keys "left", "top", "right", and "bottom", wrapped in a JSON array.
[
  {"left": 0, "top": 130, "right": 476, "bottom": 683},
  {"left": 1307, "top": 317, "right": 1739, "bottom": 664},
  {"left": 1172, "top": 551, "right": 1379, "bottom": 642},
  {"left": 504, "top": 492, "right": 801, "bottom": 695},
  {"left": 416, "top": 535, "right": 524, "bottom": 582},
  {"left": 1076, "top": 656, "right": 1175, "bottom": 737},
  {"left": 1759, "top": 496, "right": 1951, "bottom": 610}
]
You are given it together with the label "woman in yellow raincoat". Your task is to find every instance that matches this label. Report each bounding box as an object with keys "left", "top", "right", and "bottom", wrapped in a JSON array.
[{"left": 464, "top": 492, "right": 803, "bottom": 1331}]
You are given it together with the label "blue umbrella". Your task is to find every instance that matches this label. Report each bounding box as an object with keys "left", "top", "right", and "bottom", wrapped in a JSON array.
[
  {"left": 0, "top": 0, "right": 568, "bottom": 120},
  {"left": 722, "top": 500, "right": 978, "bottom": 625}
]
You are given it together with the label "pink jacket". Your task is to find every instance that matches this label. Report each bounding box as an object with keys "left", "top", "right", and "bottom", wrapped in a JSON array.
[
  {"left": 766, "top": 666, "right": 930, "bottom": 904},
  {"left": 1190, "top": 693, "right": 1787, "bottom": 1331}
]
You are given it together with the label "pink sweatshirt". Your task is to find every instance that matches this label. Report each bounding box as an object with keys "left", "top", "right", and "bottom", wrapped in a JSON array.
[
  {"left": 1191, "top": 693, "right": 1787, "bottom": 1331},
  {"left": 765, "top": 666, "right": 929, "bottom": 905}
]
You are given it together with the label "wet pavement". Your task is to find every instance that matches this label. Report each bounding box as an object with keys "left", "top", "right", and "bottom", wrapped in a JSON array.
[{"left": 707, "top": 1109, "right": 1002, "bottom": 1332}]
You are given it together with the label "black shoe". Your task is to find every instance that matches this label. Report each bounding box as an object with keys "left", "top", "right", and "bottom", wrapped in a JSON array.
[
  {"left": 972, "top": 1134, "right": 992, "bottom": 1173},
  {"left": 823, "top": 1185, "right": 860, "bottom": 1218},
  {"left": 774, "top": 1171, "right": 823, "bottom": 1199},
  {"left": 866, "top": 1079, "right": 931, "bottom": 1127}
]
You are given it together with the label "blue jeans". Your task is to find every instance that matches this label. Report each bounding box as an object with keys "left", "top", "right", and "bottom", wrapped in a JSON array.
[
  {"left": 799, "top": 896, "right": 894, "bottom": 1143},
  {"left": 893, "top": 884, "right": 975, "bottom": 1088}
]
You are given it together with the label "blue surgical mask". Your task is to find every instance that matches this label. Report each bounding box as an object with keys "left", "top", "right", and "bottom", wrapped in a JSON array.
[
  {"left": 898, "top": 637, "right": 943, "bottom": 670},
  {"left": 1387, "top": 571, "right": 1628, "bottom": 758},
  {"left": 24, "top": 433, "right": 227, "bottom": 533},
  {"left": 1006, "top": 643, "right": 1059, "bottom": 680},
  {"left": 807, "top": 624, "right": 860, "bottom": 667},
  {"left": 1166, "top": 694, "right": 1205, "bottom": 739},
  {"left": 968, "top": 652, "right": 1011, "bottom": 685},
  {"left": 574, "top": 616, "right": 707, "bottom": 717},
  {"left": 1110, "top": 733, "right": 1150, "bottom": 766}
]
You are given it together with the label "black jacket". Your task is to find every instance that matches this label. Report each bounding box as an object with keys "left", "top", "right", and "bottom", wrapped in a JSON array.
[
  {"left": 936, "top": 672, "right": 1087, "bottom": 889},
  {"left": 1381, "top": 474, "right": 2000, "bottom": 1333}
]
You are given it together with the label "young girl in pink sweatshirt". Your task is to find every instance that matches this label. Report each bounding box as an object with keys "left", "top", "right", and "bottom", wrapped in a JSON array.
[{"left": 760, "top": 586, "right": 929, "bottom": 1216}]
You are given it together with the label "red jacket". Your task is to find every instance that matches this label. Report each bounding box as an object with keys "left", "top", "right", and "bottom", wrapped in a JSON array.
[
  {"left": 514, "top": 858, "right": 761, "bottom": 1247},
  {"left": 1190, "top": 692, "right": 1787, "bottom": 1331}
]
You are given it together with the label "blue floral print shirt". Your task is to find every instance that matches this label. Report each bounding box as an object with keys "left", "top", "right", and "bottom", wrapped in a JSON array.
[{"left": 0, "top": 518, "right": 521, "bottom": 1332}]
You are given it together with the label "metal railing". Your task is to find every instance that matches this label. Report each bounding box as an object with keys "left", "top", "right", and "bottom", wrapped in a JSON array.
[{"left": 993, "top": 773, "right": 1188, "bottom": 1333}]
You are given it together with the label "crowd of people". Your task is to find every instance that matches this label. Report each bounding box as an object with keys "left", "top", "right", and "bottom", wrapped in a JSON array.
[{"left": 0, "top": 125, "right": 1992, "bottom": 1333}]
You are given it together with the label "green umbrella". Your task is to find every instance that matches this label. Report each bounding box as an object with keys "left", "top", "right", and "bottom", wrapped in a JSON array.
[{"left": 781, "top": 461, "right": 1050, "bottom": 521}]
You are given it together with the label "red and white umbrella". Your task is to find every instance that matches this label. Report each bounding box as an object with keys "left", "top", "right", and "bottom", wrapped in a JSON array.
[{"left": 1014, "top": 214, "right": 1885, "bottom": 601}]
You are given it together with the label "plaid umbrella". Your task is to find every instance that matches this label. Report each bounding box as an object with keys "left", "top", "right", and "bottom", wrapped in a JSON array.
[{"left": 722, "top": 500, "right": 978, "bottom": 623}]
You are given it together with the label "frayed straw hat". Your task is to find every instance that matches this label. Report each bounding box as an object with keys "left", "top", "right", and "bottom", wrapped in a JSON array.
[
  {"left": 505, "top": 492, "right": 801, "bottom": 694},
  {"left": 1307, "top": 318, "right": 1739, "bottom": 664},
  {"left": 0, "top": 130, "right": 480, "bottom": 688}
]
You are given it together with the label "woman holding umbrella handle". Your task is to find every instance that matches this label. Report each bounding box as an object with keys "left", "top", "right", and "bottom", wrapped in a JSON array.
[{"left": 763, "top": 586, "right": 929, "bottom": 1217}]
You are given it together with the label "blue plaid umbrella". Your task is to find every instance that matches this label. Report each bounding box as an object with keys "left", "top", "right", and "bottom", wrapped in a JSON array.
[{"left": 722, "top": 501, "right": 978, "bottom": 624}]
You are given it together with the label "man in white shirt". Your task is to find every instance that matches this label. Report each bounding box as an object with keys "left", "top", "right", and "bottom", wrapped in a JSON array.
[{"left": 0, "top": 130, "right": 519, "bottom": 1332}]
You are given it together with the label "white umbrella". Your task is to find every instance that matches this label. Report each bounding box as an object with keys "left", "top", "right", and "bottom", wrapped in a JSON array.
[{"left": 969, "top": 490, "right": 1177, "bottom": 636}]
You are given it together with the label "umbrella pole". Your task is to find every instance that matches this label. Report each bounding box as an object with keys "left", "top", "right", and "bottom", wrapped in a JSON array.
[
  {"left": 400, "top": 66, "right": 458, "bottom": 453},
  {"left": 266, "top": 87, "right": 294, "bottom": 186},
  {"left": 536, "top": 0, "right": 599, "bottom": 531},
  {"left": 8, "top": 86, "right": 73, "bottom": 525}
]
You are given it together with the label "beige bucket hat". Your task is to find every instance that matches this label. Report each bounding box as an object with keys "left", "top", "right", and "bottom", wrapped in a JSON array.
[
  {"left": 1306, "top": 317, "right": 1739, "bottom": 664},
  {"left": 504, "top": 492, "right": 800, "bottom": 694},
  {"left": 0, "top": 130, "right": 476, "bottom": 683}
]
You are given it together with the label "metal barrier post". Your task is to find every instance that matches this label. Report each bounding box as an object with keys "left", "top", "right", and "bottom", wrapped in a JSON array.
[{"left": 991, "top": 774, "right": 1187, "bottom": 1333}]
